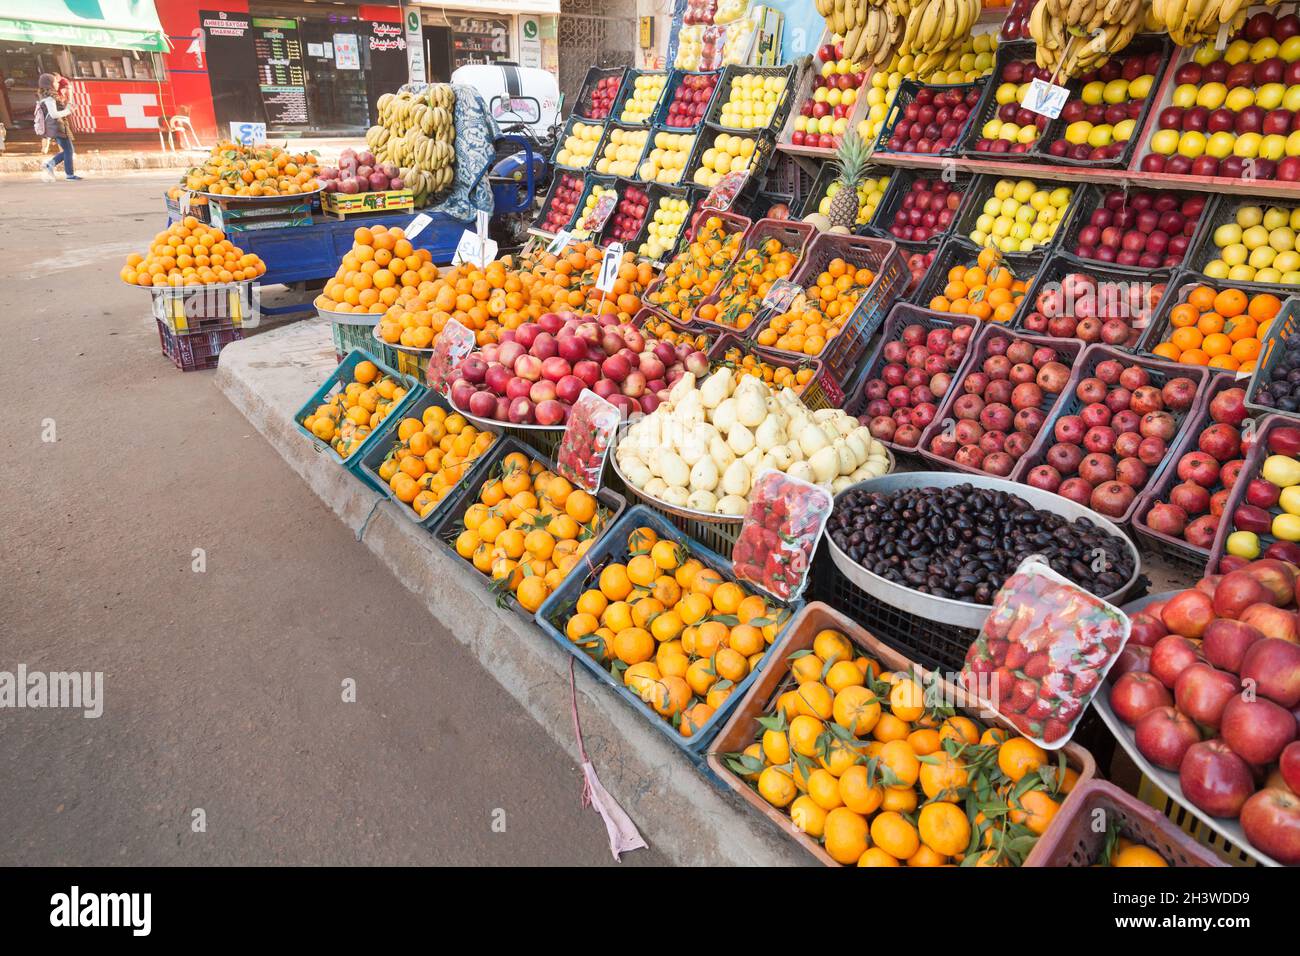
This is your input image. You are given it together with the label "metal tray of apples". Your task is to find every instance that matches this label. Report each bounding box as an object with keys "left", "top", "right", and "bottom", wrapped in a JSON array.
[
  {"left": 1094, "top": 591, "right": 1286, "bottom": 867},
  {"left": 825, "top": 470, "right": 1141, "bottom": 630}
]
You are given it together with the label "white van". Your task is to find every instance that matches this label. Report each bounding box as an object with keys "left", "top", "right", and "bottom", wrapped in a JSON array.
[{"left": 451, "top": 62, "right": 561, "bottom": 141}]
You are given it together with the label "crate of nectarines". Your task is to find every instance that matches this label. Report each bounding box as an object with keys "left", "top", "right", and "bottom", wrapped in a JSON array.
[
  {"left": 708, "top": 601, "right": 1097, "bottom": 866},
  {"left": 535, "top": 504, "right": 801, "bottom": 757}
]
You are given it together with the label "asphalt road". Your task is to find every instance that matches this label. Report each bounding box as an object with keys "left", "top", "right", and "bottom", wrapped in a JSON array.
[{"left": 0, "top": 171, "right": 664, "bottom": 865}]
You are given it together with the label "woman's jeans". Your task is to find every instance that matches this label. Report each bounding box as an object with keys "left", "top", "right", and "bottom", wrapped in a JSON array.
[{"left": 49, "top": 136, "right": 74, "bottom": 176}]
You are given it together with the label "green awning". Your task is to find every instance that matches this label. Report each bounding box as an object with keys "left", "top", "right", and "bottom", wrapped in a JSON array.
[{"left": 0, "top": 0, "right": 167, "bottom": 52}]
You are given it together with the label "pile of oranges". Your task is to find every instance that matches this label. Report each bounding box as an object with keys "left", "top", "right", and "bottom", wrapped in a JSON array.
[
  {"left": 355, "top": 242, "right": 653, "bottom": 349},
  {"left": 375, "top": 406, "right": 496, "bottom": 519},
  {"left": 182, "top": 141, "right": 320, "bottom": 197},
  {"left": 754, "top": 257, "right": 878, "bottom": 356},
  {"left": 715, "top": 342, "right": 817, "bottom": 395},
  {"left": 1149, "top": 285, "right": 1280, "bottom": 373},
  {"left": 636, "top": 312, "right": 713, "bottom": 352},
  {"left": 120, "top": 218, "right": 265, "bottom": 288},
  {"left": 724, "top": 631, "right": 1079, "bottom": 866},
  {"left": 649, "top": 217, "right": 744, "bottom": 322},
  {"left": 315, "top": 225, "right": 439, "bottom": 317},
  {"left": 694, "top": 237, "right": 801, "bottom": 331},
  {"left": 926, "top": 247, "right": 1028, "bottom": 322},
  {"left": 301, "top": 359, "right": 408, "bottom": 459},
  {"left": 450, "top": 451, "right": 613, "bottom": 613},
  {"left": 556, "top": 526, "right": 788, "bottom": 739}
]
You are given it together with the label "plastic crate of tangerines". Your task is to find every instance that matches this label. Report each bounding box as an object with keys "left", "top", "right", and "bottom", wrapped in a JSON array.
[{"left": 708, "top": 602, "right": 1098, "bottom": 866}]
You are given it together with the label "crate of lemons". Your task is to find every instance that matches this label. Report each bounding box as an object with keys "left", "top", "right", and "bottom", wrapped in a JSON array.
[
  {"left": 444, "top": 442, "right": 618, "bottom": 615},
  {"left": 720, "top": 632, "right": 1082, "bottom": 866},
  {"left": 368, "top": 402, "right": 497, "bottom": 522},
  {"left": 542, "top": 513, "right": 793, "bottom": 748},
  {"left": 300, "top": 357, "right": 412, "bottom": 460}
]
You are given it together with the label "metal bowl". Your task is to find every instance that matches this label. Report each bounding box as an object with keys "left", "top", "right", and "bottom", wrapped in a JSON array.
[
  {"left": 609, "top": 451, "right": 745, "bottom": 526},
  {"left": 1091, "top": 591, "right": 1280, "bottom": 868},
  {"left": 826, "top": 471, "right": 1142, "bottom": 630},
  {"left": 446, "top": 393, "right": 566, "bottom": 433},
  {"left": 317, "top": 306, "right": 380, "bottom": 326},
  {"left": 371, "top": 323, "right": 437, "bottom": 355}
]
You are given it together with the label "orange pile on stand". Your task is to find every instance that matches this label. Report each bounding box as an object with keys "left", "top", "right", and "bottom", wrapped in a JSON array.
[
  {"left": 756, "top": 257, "right": 877, "bottom": 356},
  {"left": 927, "top": 248, "right": 1028, "bottom": 322},
  {"left": 120, "top": 217, "right": 265, "bottom": 287},
  {"left": 1150, "top": 285, "right": 1279, "bottom": 373},
  {"left": 182, "top": 140, "right": 320, "bottom": 197},
  {"left": 717, "top": 343, "right": 816, "bottom": 394}
]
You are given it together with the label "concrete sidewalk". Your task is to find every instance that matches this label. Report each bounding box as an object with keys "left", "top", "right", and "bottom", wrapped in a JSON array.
[{"left": 214, "top": 318, "right": 808, "bottom": 867}]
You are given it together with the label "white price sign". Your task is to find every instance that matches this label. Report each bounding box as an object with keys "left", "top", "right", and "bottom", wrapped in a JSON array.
[
  {"left": 453, "top": 229, "right": 498, "bottom": 268},
  {"left": 406, "top": 212, "right": 434, "bottom": 240},
  {"left": 547, "top": 228, "right": 573, "bottom": 255},
  {"left": 596, "top": 243, "right": 624, "bottom": 293},
  {"left": 229, "top": 122, "right": 267, "bottom": 146},
  {"left": 1024, "top": 77, "right": 1070, "bottom": 120}
]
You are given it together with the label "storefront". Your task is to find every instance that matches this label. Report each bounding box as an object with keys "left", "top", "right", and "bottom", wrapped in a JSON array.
[{"left": 0, "top": 0, "right": 172, "bottom": 142}]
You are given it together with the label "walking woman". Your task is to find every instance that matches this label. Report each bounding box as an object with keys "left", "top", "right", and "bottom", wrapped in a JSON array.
[{"left": 37, "top": 73, "right": 80, "bottom": 181}]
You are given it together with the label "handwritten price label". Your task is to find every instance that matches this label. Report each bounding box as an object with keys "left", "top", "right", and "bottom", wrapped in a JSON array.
[
  {"left": 1024, "top": 77, "right": 1069, "bottom": 119},
  {"left": 596, "top": 243, "right": 624, "bottom": 294}
]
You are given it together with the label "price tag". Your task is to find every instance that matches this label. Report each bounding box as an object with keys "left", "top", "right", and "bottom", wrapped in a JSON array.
[
  {"left": 596, "top": 243, "right": 624, "bottom": 293},
  {"left": 554, "top": 389, "right": 620, "bottom": 493},
  {"left": 762, "top": 278, "right": 803, "bottom": 313},
  {"left": 579, "top": 190, "right": 619, "bottom": 233},
  {"left": 1024, "top": 77, "right": 1070, "bottom": 119},
  {"left": 406, "top": 212, "right": 433, "bottom": 240},
  {"left": 547, "top": 228, "right": 573, "bottom": 255},
  {"left": 703, "top": 170, "right": 749, "bottom": 211},
  {"left": 452, "top": 229, "right": 498, "bottom": 268},
  {"left": 426, "top": 318, "right": 477, "bottom": 394}
]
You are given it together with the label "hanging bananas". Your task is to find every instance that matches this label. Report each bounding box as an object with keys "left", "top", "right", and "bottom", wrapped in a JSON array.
[
  {"left": 893, "top": 0, "right": 983, "bottom": 76},
  {"left": 842, "top": 3, "right": 906, "bottom": 66},
  {"left": 1030, "top": 0, "right": 1147, "bottom": 79},
  {"left": 1148, "top": 0, "right": 1264, "bottom": 49}
]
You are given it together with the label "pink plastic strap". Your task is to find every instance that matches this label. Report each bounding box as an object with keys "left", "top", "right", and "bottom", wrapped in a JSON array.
[{"left": 569, "top": 658, "right": 648, "bottom": 861}]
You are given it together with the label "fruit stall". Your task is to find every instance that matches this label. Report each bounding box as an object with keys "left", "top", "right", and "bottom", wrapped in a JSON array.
[{"left": 134, "top": 0, "right": 1300, "bottom": 867}]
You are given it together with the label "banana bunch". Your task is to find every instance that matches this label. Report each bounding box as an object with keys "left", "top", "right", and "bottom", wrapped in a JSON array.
[
  {"left": 367, "top": 84, "right": 457, "bottom": 206},
  {"left": 842, "top": 4, "right": 905, "bottom": 66},
  {"left": 816, "top": 0, "right": 895, "bottom": 38},
  {"left": 895, "top": 0, "right": 982, "bottom": 76},
  {"left": 1148, "top": 0, "right": 1262, "bottom": 47},
  {"left": 1031, "top": 0, "right": 1145, "bottom": 78}
]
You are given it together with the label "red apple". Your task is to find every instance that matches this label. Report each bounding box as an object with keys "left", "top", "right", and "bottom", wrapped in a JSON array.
[
  {"left": 1213, "top": 570, "right": 1275, "bottom": 619},
  {"left": 1111, "top": 671, "right": 1173, "bottom": 726},
  {"left": 1239, "top": 604, "right": 1299, "bottom": 644},
  {"left": 1175, "top": 663, "right": 1241, "bottom": 729},
  {"left": 1239, "top": 638, "right": 1300, "bottom": 708},
  {"left": 1203, "top": 618, "right": 1265, "bottom": 673},
  {"left": 1221, "top": 694, "right": 1297, "bottom": 764},
  {"left": 1240, "top": 788, "right": 1300, "bottom": 864},
  {"left": 1161, "top": 589, "right": 1216, "bottom": 640},
  {"left": 1136, "top": 706, "right": 1202, "bottom": 771},
  {"left": 1179, "top": 740, "right": 1255, "bottom": 818},
  {"left": 1150, "top": 633, "right": 1205, "bottom": 688},
  {"left": 1281, "top": 741, "right": 1300, "bottom": 794}
]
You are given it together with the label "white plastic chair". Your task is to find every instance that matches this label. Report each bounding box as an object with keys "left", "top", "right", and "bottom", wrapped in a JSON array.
[{"left": 170, "top": 115, "right": 205, "bottom": 152}]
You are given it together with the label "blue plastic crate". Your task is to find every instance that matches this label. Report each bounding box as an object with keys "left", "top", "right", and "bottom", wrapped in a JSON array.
[
  {"left": 292, "top": 348, "right": 424, "bottom": 491},
  {"left": 534, "top": 504, "right": 803, "bottom": 759},
  {"left": 358, "top": 388, "right": 503, "bottom": 529},
  {"left": 430, "top": 435, "right": 627, "bottom": 622}
]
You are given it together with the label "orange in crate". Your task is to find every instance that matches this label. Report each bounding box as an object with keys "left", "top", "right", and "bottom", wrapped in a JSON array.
[{"left": 1150, "top": 285, "right": 1278, "bottom": 373}]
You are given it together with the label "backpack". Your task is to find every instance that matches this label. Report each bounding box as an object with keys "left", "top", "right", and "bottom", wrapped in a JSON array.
[{"left": 33, "top": 99, "right": 48, "bottom": 138}]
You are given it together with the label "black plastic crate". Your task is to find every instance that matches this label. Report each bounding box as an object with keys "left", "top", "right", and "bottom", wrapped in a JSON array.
[
  {"left": 592, "top": 122, "right": 652, "bottom": 181},
  {"left": 614, "top": 69, "right": 668, "bottom": 126},
  {"left": 958, "top": 40, "right": 1048, "bottom": 160},
  {"left": 534, "top": 170, "right": 587, "bottom": 235},
  {"left": 1245, "top": 296, "right": 1300, "bottom": 421},
  {"left": 632, "top": 124, "right": 705, "bottom": 187},
  {"left": 1056, "top": 181, "right": 1216, "bottom": 271},
  {"left": 568, "top": 174, "right": 619, "bottom": 237},
  {"left": 616, "top": 180, "right": 692, "bottom": 262},
  {"left": 1184, "top": 194, "right": 1300, "bottom": 297},
  {"left": 951, "top": 173, "right": 1082, "bottom": 258},
  {"left": 1136, "top": 271, "right": 1297, "bottom": 359},
  {"left": 1032, "top": 36, "right": 1172, "bottom": 170},
  {"left": 867, "top": 164, "right": 975, "bottom": 247},
  {"left": 573, "top": 65, "right": 630, "bottom": 121},
  {"left": 650, "top": 69, "right": 723, "bottom": 131},
  {"left": 908, "top": 235, "right": 1044, "bottom": 316},
  {"left": 550, "top": 114, "right": 606, "bottom": 173},
  {"left": 702, "top": 63, "right": 798, "bottom": 137},
  {"left": 797, "top": 160, "right": 894, "bottom": 229},
  {"left": 1014, "top": 248, "right": 1173, "bottom": 347},
  {"left": 156, "top": 318, "right": 243, "bottom": 372},
  {"left": 871, "top": 77, "right": 986, "bottom": 159},
  {"left": 684, "top": 126, "right": 776, "bottom": 201}
]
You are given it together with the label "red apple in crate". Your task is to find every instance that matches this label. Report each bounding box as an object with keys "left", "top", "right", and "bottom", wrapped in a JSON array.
[
  {"left": 1135, "top": 706, "right": 1201, "bottom": 771},
  {"left": 1241, "top": 788, "right": 1300, "bottom": 864},
  {"left": 1175, "top": 663, "right": 1241, "bottom": 729},
  {"left": 1179, "top": 740, "right": 1255, "bottom": 818},
  {"left": 1111, "top": 671, "right": 1172, "bottom": 726}
]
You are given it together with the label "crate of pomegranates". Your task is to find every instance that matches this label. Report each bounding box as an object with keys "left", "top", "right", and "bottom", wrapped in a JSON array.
[
  {"left": 534, "top": 171, "right": 587, "bottom": 235},
  {"left": 574, "top": 66, "right": 630, "bottom": 121},
  {"left": 843, "top": 301, "right": 980, "bottom": 454},
  {"left": 867, "top": 166, "right": 974, "bottom": 248},
  {"left": 1015, "top": 252, "right": 1170, "bottom": 347},
  {"left": 1133, "top": 373, "right": 1254, "bottom": 573},
  {"left": 916, "top": 323, "right": 1082, "bottom": 483},
  {"left": 1013, "top": 343, "right": 1212, "bottom": 526},
  {"left": 872, "top": 78, "right": 985, "bottom": 159}
]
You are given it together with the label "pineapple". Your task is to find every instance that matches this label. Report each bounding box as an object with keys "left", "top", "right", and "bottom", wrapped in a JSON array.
[{"left": 826, "top": 131, "right": 872, "bottom": 231}]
